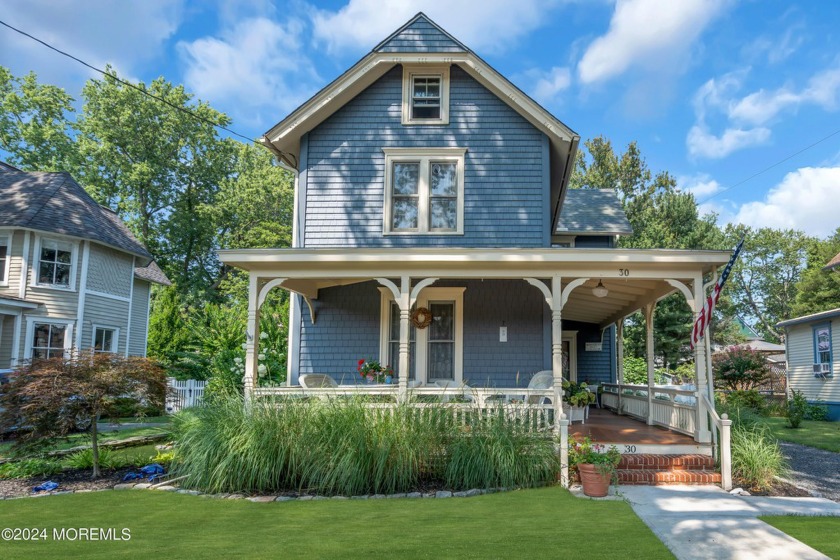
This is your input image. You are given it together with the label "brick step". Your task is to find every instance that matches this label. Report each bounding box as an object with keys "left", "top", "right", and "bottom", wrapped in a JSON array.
[
  {"left": 618, "top": 453, "right": 715, "bottom": 471},
  {"left": 618, "top": 468, "right": 722, "bottom": 485}
]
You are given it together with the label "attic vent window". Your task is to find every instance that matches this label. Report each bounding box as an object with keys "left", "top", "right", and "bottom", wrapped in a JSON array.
[{"left": 402, "top": 65, "right": 450, "bottom": 125}]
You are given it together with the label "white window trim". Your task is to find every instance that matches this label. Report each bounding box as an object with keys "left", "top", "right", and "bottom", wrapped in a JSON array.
[
  {"left": 383, "top": 148, "right": 466, "bottom": 235},
  {"left": 91, "top": 324, "right": 120, "bottom": 354},
  {"left": 24, "top": 316, "right": 75, "bottom": 360},
  {"left": 401, "top": 64, "right": 450, "bottom": 125},
  {"left": 379, "top": 286, "right": 465, "bottom": 385},
  {"left": 0, "top": 232, "right": 10, "bottom": 287},
  {"left": 30, "top": 234, "right": 78, "bottom": 292}
]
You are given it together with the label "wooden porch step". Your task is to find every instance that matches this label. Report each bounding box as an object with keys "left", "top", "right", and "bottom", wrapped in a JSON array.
[
  {"left": 618, "top": 453, "right": 715, "bottom": 470},
  {"left": 618, "top": 469, "right": 722, "bottom": 485}
]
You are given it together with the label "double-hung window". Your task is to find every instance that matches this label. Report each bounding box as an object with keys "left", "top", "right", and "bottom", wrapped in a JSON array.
[
  {"left": 383, "top": 148, "right": 465, "bottom": 234},
  {"left": 35, "top": 237, "right": 75, "bottom": 289},
  {"left": 93, "top": 326, "right": 118, "bottom": 354},
  {"left": 813, "top": 323, "right": 833, "bottom": 377},
  {"left": 402, "top": 65, "right": 450, "bottom": 125},
  {"left": 0, "top": 234, "right": 8, "bottom": 285}
]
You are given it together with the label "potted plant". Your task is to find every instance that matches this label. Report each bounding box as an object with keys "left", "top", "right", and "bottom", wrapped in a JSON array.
[
  {"left": 563, "top": 380, "right": 596, "bottom": 422},
  {"left": 569, "top": 437, "right": 620, "bottom": 497},
  {"left": 356, "top": 359, "right": 393, "bottom": 384}
]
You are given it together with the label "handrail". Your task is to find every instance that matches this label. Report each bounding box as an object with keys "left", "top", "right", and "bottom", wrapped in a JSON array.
[{"left": 703, "top": 393, "right": 732, "bottom": 491}]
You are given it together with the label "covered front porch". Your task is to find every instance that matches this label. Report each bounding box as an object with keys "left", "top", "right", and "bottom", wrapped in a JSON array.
[{"left": 218, "top": 247, "right": 732, "bottom": 487}]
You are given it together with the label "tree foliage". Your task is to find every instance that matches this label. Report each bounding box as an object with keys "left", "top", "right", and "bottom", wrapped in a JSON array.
[
  {"left": 791, "top": 228, "right": 840, "bottom": 317},
  {"left": 712, "top": 347, "right": 770, "bottom": 392},
  {"left": 0, "top": 351, "right": 166, "bottom": 478}
]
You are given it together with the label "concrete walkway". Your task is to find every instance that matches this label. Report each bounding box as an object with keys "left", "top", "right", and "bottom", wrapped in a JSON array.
[{"left": 620, "top": 485, "right": 840, "bottom": 560}]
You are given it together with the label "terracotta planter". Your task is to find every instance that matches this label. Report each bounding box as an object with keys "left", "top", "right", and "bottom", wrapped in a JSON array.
[{"left": 578, "top": 463, "right": 612, "bottom": 497}]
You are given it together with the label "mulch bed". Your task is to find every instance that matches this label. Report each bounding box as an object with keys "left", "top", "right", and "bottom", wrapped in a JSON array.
[
  {"left": 736, "top": 478, "right": 813, "bottom": 498},
  {"left": 0, "top": 468, "right": 138, "bottom": 499}
]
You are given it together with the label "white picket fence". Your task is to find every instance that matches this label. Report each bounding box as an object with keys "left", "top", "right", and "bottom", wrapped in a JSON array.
[{"left": 166, "top": 378, "right": 207, "bottom": 412}]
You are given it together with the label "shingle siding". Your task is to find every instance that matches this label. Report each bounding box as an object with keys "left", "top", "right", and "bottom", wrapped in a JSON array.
[
  {"left": 302, "top": 65, "right": 548, "bottom": 248},
  {"left": 375, "top": 17, "right": 466, "bottom": 53},
  {"left": 87, "top": 243, "right": 134, "bottom": 298}
]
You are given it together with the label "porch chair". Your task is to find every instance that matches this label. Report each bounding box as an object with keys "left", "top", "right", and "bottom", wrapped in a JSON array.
[
  {"left": 299, "top": 374, "right": 339, "bottom": 389},
  {"left": 433, "top": 380, "right": 473, "bottom": 403},
  {"left": 502, "top": 370, "right": 554, "bottom": 405}
]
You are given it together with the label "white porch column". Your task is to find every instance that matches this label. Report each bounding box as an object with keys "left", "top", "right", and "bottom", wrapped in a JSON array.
[
  {"left": 644, "top": 302, "right": 656, "bottom": 426},
  {"left": 616, "top": 319, "right": 624, "bottom": 415},
  {"left": 244, "top": 273, "right": 261, "bottom": 405},
  {"left": 694, "top": 276, "right": 712, "bottom": 443},
  {"left": 397, "top": 276, "right": 411, "bottom": 401},
  {"left": 550, "top": 275, "right": 569, "bottom": 488}
]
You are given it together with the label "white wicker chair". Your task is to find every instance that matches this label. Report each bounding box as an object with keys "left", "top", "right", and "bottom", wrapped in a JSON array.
[{"left": 299, "top": 374, "right": 338, "bottom": 389}]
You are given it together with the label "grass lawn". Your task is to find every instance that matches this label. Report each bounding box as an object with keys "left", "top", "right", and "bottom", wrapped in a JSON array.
[
  {"left": 761, "top": 417, "right": 840, "bottom": 453},
  {"left": 0, "top": 487, "right": 673, "bottom": 559},
  {"left": 761, "top": 516, "right": 840, "bottom": 558},
  {"left": 0, "top": 425, "right": 172, "bottom": 459}
]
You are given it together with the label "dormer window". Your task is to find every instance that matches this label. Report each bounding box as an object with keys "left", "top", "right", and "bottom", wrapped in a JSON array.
[{"left": 402, "top": 65, "right": 450, "bottom": 125}]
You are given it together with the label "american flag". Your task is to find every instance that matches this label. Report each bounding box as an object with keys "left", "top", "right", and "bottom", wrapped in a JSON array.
[{"left": 690, "top": 238, "right": 745, "bottom": 350}]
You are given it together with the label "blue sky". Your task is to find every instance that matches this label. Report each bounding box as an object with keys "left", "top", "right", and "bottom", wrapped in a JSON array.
[{"left": 2, "top": 0, "right": 840, "bottom": 238}]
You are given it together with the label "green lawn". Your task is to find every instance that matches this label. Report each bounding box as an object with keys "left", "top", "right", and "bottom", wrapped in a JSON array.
[
  {"left": 761, "top": 516, "right": 840, "bottom": 558},
  {"left": 0, "top": 425, "right": 172, "bottom": 459},
  {"left": 761, "top": 417, "right": 840, "bottom": 453},
  {"left": 0, "top": 487, "right": 673, "bottom": 559}
]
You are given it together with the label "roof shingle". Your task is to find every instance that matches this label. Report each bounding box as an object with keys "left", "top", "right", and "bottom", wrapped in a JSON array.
[{"left": 555, "top": 189, "right": 633, "bottom": 236}]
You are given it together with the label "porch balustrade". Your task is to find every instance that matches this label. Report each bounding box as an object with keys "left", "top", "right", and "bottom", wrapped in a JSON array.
[{"left": 601, "top": 383, "right": 697, "bottom": 436}]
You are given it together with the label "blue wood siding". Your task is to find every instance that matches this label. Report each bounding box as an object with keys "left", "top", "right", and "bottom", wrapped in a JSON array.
[
  {"left": 297, "top": 281, "right": 617, "bottom": 386},
  {"left": 376, "top": 17, "right": 465, "bottom": 53},
  {"left": 302, "top": 65, "right": 548, "bottom": 248}
]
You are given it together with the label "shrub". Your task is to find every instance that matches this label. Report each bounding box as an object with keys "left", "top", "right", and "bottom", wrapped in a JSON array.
[
  {"left": 787, "top": 390, "right": 808, "bottom": 428},
  {"left": 713, "top": 347, "right": 770, "bottom": 391},
  {"left": 63, "top": 448, "right": 132, "bottom": 470},
  {"left": 173, "top": 396, "right": 558, "bottom": 495},
  {"left": 806, "top": 400, "right": 830, "bottom": 422},
  {"left": 622, "top": 357, "right": 672, "bottom": 385},
  {"left": 730, "top": 424, "right": 788, "bottom": 491},
  {"left": 722, "top": 390, "right": 766, "bottom": 414},
  {"left": 0, "top": 458, "right": 62, "bottom": 479}
]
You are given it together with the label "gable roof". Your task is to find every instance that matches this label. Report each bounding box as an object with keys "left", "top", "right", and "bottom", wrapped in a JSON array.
[
  {"left": 0, "top": 166, "right": 152, "bottom": 262},
  {"left": 374, "top": 13, "right": 468, "bottom": 53},
  {"left": 555, "top": 189, "right": 633, "bottom": 236},
  {"left": 261, "top": 13, "right": 580, "bottom": 230},
  {"left": 824, "top": 251, "right": 840, "bottom": 271},
  {"left": 134, "top": 260, "right": 171, "bottom": 286}
]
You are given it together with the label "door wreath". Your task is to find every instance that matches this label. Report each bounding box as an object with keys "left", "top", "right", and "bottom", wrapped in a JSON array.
[{"left": 411, "top": 307, "right": 432, "bottom": 329}]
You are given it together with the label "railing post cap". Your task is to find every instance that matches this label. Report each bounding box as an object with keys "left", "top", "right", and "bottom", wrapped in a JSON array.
[{"left": 721, "top": 413, "right": 728, "bottom": 420}]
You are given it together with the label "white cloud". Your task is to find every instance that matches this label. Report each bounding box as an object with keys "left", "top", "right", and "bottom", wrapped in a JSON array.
[
  {"left": 310, "top": 0, "right": 561, "bottom": 55},
  {"left": 577, "top": 0, "right": 728, "bottom": 84},
  {"left": 524, "top": 67, "right": 572, "bottom": 105},
  {"left": 744, "top": 25, "right": 804, "bottom": 65},
  {"left": 678, "top": 174, "right": 723, "bottom": 198},
  {"left": 686, "top": 125, "right": 771, "bottom": 160},
  {"left": 728, "top": 67, "right": 840, "bottom": 126},
  {"left": 733, "top": 166, "right": 840, "bottom": 237},
  {"left": 178, "top": 17, "right": 320, "bottom": 128},
  {"left": 0, "top": 0, "right": 183, "bottom": 88}
]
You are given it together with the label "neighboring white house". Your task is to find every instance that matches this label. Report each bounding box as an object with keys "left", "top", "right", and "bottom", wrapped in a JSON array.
[
  {"left": 778, "top": 308, "right": 840, "bottom": 420},
  {"left": 0, "top": 163, "right": 170, "bottom": 375}
]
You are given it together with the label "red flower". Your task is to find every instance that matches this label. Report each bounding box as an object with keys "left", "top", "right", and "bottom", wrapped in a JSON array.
[{"left": 358, "top": 359, "right": 365, "bottom": 366}]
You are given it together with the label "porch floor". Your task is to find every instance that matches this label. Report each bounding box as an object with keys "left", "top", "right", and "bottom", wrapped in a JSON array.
[{"left": 570, "top": 408, "right": 696, "bottom": 446}]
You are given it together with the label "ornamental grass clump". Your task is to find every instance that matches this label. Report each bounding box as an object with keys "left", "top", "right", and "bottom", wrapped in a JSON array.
[
  {"left": 173, "top": 396, "right": 559, "bottom": 495},
  {"left": 730, "top": 423, "right": 788, "bottom": 492}
]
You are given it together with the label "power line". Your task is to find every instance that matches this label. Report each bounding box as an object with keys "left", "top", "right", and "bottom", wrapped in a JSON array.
[
  {"left": 0, "top": 18, "right": 257, "bottom": 144},
  {"left": 697, "top": 126, "right": 840, "bottom": 205}
]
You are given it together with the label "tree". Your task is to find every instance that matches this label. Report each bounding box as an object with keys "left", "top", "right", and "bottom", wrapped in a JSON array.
[
  {"left": 0, "top": 351, "right": 167, "bottom": 479},
  {"left": 0, "top": 67, "right": 77, "bottom": 171},
  {"left": 712, "top": 347, "right": 770, "bottom": 391},
  {"left": 724, "top": 224, "right": 812, "bottom": 342},
  {"left": 791, "top": 228, "right": 840, "bottom": 317}
]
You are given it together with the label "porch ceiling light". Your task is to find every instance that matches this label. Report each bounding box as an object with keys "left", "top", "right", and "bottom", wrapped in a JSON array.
[{"left": 592, "top": 280, "right": 609, "bottom": 298}]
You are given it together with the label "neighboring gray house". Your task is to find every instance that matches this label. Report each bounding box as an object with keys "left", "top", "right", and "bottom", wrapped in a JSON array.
[{"left": 0, "top": 164, "right": 170, "bottom": 374}]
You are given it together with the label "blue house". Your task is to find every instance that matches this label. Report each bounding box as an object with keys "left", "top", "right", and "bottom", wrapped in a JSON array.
[{"left": 220, "top": 14, "right": 733, "bottom": 486}]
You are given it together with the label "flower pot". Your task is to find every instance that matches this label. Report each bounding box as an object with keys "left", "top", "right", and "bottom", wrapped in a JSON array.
[{"left": 578, "top": 463, "right": 611, "bottom": 497}]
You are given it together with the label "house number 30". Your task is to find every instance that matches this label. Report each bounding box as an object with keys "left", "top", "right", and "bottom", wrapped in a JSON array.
[{"left": 618, "top": 269, "right": 630, "bottom": 277}]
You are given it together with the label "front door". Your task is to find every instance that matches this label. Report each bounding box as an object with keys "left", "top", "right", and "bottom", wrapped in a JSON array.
[{"left": 561, "top": 334, "right": 577, "bottom": 382}]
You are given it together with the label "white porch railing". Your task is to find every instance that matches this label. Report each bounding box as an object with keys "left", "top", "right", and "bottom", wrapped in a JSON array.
[
  {"left": 254, "top": 385, "right": 557, "bottom": 431},
  {"left": 703, "top": 393, "right": 733, "bottom": 490},
  {"left": 166, "top": 378, "right": 207, "bottom": 413},
  {"left": 601, "top": 383, "right": 697, "bottom": 436}
]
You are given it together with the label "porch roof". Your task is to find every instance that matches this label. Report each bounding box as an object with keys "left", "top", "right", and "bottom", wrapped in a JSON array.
[{"left": 219, "top": 247, "right": 730, "bottom": 328}]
